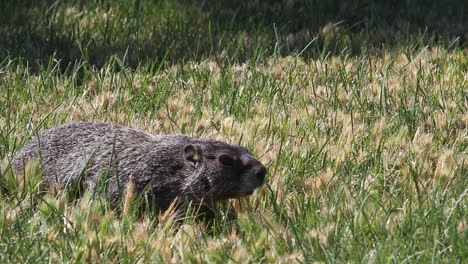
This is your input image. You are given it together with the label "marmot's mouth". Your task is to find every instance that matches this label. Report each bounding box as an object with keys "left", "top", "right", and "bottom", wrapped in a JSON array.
[
  {"left": 237, "top": 190, "right": 254, "bottom": 197},
  {"left": 213, "top": 190, "right": 254, "bottom": 200}
]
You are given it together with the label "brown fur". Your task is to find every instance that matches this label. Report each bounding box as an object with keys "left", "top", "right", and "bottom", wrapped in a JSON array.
[{"left": 13, "top": 122, "right": 267, "bottom": 210}]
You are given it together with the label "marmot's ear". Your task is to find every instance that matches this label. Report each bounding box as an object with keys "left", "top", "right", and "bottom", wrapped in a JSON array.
[{"left": 183, "top": 144, "right": 202, "bottom": 166}]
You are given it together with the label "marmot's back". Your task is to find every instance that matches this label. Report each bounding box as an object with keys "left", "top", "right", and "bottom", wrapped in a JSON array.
[
  {"left": 13, "top": 122, "right": 266, "bottom": 209},
  {"left": 14, "top": 122, "right": 156, "bottom": 184}
]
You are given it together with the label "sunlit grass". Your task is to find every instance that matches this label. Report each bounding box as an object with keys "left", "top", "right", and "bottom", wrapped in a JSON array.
[{"left": 1, "top": 0, "right": 467, "bottom": 263}]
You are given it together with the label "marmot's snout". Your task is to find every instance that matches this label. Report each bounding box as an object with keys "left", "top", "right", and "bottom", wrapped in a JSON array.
[
  {"left": 237, "top": 154, "right": 267, "bottom": 196},
  {"left": 254, "top": 164, "right": 267, "bottom": 185},
  {"left": 247, "top": 157, "right": 267, "bottom": 187}
]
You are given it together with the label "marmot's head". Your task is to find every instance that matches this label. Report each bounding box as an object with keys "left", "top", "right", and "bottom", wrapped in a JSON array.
[{"left": 180, "top": 138, "right": 267, "bottom": 201}]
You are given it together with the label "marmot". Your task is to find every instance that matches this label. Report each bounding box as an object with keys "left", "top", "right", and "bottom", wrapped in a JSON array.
[{"left": 12, "top": 122, "right": 266, "bottom": 210}]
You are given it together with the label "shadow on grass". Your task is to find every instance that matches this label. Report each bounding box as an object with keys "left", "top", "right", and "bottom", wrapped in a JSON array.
[{"left": 0, "top": 0, "right": 466, "bottom": 71}]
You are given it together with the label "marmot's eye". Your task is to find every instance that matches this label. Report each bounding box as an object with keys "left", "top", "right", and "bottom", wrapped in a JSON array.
[{"left": 219, "top": 154, "right": 235, "bottom": 166}]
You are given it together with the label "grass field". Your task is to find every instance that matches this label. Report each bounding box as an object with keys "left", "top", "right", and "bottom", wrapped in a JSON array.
[{"left": 0, "top": 0, "right": 467, "bottom": 263}]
